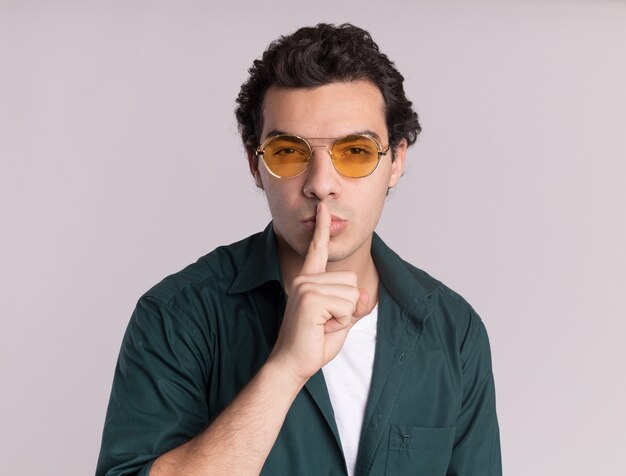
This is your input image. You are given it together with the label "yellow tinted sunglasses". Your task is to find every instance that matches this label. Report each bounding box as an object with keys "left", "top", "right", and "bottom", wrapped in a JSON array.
[{"left": 255, "top": 133, "right": 390, "bottom": 179}]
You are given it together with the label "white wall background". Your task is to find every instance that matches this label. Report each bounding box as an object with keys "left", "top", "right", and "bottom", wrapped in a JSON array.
[{"left": 1, "top": 1, "right": 625, "bottom": 474}]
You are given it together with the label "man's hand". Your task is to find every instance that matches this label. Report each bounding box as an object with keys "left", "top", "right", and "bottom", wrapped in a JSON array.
[{"left": 268, "top": 202, "right": 369, "bottom": 384}]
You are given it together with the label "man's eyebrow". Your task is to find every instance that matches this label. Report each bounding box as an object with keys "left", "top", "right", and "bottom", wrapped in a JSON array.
[
  {"left": 353, "top": 130, "right": 384, "bottom": 142},
  {"left": 263, "top": 129, "right": 385, "bottom": 142},
  {"left": 264, "top": 129, "right": 287, "bottom": 139}
]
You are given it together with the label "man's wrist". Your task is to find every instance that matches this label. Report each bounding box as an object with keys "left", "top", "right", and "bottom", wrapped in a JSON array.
[{"left": 262, "top": 355, "right": 309, "bottom": 395}]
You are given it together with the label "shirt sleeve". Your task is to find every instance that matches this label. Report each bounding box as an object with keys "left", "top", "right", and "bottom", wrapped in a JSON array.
[
  {"left": 96, "top": 295, "right": 212, "bottom": 476},
  {"left": 447, "top": 311, "right": 502, "bottom": 476}
]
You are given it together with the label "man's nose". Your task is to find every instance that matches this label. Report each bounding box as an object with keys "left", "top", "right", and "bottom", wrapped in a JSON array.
[{"left": 302, "top": 146, "right": 342, "bottom": 200}]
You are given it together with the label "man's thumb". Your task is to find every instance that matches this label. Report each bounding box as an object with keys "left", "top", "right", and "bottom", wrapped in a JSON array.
[{"left": 353, "top": 288, "right": 370, "bottom": 319}]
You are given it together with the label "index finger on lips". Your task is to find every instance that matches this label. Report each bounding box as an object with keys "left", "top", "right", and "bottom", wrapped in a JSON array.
[{"left": 301, "top": 202, "right": 330, "bottom": 275}]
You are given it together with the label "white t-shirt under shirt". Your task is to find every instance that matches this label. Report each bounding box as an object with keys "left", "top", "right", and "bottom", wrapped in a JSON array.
[{"left": 322, "top": 304, "right": 378, "bottom": 476}]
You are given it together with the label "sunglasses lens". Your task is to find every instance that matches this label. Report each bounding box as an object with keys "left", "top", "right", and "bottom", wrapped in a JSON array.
[
  {"left": 331, "top": 135, "right": 380, "bottom": 177},
  {"left": 262, "top": 136, "right": 310, "bottom": 178}
]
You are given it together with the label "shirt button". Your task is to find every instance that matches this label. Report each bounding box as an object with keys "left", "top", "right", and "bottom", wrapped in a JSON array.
[{"left": 403, "top": 435, "right": 410, "bottom": 444}]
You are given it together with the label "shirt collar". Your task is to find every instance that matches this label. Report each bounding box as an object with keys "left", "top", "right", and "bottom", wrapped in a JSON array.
[
  {"left": 229, "top": 222, "right": 284, "bottom": 294},
  {"left": 371, "top": 233, "right": 437, "bottom": 322},
  {"left": 229, "top": 223, "right": 438, "bottom": 322}
]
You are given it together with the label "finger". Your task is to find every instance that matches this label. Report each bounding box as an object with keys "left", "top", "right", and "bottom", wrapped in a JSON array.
[
  {"left": 301, "top": 202, "right": 330, "bottom": 276},
  {"left": 292, "top": 271, "right": 358, "bottom": 287},
  {"left": 314, "top": 295, "right": 358, "bottom": 327},
  {"left": 324, "top": 316, "right": 351, "bottom": 333},
  {"left": 353, "top": 288, "right": 370, "bottom": 318},
  {"left": 325, "top": 288, "right": 369, "bottom": 334},
  {"left": 295, "top": 283, "right": 361, "bottom": 305}
]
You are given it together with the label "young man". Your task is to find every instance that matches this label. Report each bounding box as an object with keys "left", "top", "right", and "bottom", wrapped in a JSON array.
[{"left": 97, "top": 24, "right": 501, "bottom": 475}]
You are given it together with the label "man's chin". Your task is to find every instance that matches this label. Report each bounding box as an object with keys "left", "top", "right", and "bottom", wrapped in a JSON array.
[{"left": 326, "top": 242, "right": 362, "bottom": 264}]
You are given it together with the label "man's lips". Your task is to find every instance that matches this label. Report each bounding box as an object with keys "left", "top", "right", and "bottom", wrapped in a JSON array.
[{"left": 302, "top": 216, "right": 347, "bottom": 236}]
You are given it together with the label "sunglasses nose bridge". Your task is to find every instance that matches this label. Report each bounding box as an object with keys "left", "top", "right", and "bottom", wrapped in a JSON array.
[
  {"left": 308, "top": 144, "right": 338, "bottom": 173},
  {"left": 309, "top": 143, "right": 332, "bottom": 154}
]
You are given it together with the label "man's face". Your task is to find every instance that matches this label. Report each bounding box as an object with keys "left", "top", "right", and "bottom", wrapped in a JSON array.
[{"left": 248, "top": 80, "right": 406, "bottom": 268}]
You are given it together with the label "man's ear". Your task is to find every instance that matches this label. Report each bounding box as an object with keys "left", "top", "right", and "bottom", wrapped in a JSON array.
[
  {"left": 388, "top": 139, "right": 407, "bottom": 188},
  {"left": 246, "top": 148, "right": 264, "bottom": 190}
]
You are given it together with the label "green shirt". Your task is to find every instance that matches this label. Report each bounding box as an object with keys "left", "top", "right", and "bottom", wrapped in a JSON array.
[{"left": 97, "top": 224, "right": 501, "bottom": 475}]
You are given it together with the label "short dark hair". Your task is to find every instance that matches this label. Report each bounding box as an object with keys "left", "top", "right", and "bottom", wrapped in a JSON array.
[{"left": 235, "top": 23, "right": 421, "bottom": 157}]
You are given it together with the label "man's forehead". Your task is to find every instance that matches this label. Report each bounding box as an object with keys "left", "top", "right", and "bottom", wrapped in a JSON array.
[
  {"left": 262, "top": 80, "right": 384, "bottom": 105},
  {"left": 260, "top": 81, "right": 387, "bottom": 140}
]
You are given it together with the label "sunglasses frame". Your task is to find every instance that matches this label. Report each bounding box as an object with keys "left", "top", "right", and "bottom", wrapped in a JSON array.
[{"left": 255, "top": 133, "right": 390, "bottom": 179}]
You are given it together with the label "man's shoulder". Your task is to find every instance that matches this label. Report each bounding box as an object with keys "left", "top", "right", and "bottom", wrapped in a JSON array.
[
  {"left": 389, "top": 254, "right": 491, "bottom": 362},
  {"left": 141, "top": 231, "right": 264, "bottom": 305},
  {"left": 373, "top": 234, "right": 479, "bottom": 319},
  {"left": 375, "top": 237, "right": 488, "bottom": 356},
  {"left": 404, "top": 257, "right": 479, "bottom": 314},
  {"left": 408, "top": 259, "right": 477, "bottom": 308}
]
